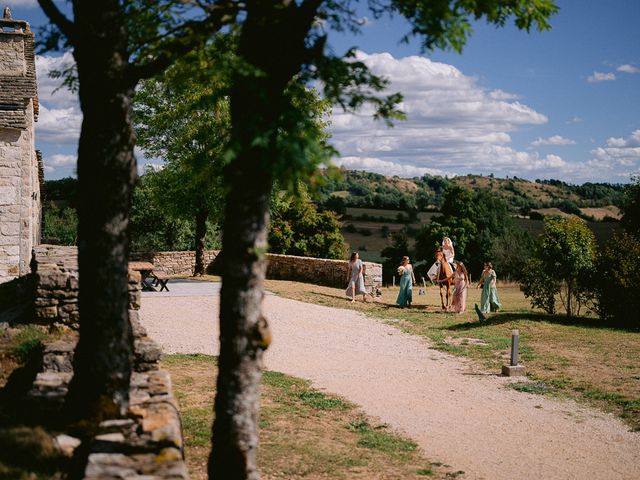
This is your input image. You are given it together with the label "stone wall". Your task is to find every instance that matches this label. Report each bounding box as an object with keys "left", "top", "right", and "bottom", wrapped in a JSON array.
[
  {"left": 32, "top": 245, "right": 141, "bottom": 330},
  {"left": 0, "top": 17, "right": 40, "bottom": 283},
  {"left": 133, "top": 249, "right": 383, "bottom": 291},
  {"left": 266, "top": 253, "right": 382, "bottom": 291},
  {"left": 20, "top": 304, "right": 184, "bottom": 478},
  {"left": 131, "top": 250, "right": 219, "bottom": 276}
]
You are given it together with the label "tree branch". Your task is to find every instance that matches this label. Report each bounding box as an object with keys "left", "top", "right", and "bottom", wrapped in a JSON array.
[
  {"left": 37, "top": 0, "right": 76, "bottom": 41},
  {"left": 125, "top": 2, "right": 238, "bottom": 84}
]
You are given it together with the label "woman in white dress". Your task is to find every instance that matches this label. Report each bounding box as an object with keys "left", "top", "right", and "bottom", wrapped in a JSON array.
[
  {"left": 442, "top": 237, "right": 455, "bottom": 273},
  {"left": 346, "top": 252, "right": 368, "bottom": 302}
]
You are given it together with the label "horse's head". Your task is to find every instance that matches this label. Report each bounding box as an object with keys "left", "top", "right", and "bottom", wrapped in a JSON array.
[{"left": 435, "top": 248, "right": 444, "bottom": 261}]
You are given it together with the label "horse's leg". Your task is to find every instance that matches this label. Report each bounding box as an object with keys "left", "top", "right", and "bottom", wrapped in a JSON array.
[{"left": 439, "top": 284, "right": 445, "bottom": 310}]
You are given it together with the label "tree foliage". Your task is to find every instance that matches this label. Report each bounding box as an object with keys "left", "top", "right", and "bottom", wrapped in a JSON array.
[
  {"left": 414, "top": 185, "right": 515, "bottom": 276},
  {"left": 594, "top": 232, "right": 640, "bottom": 327},
  {"left": 42, "top": 202, "right": 78, "bottom": 246},
  {"left": 269, "top": 187, "right": 346, "bottom": 260},
  {"left": 129, "top": 170, "right": 223, "bottom": 252},
  {"left": 134, "top": 38, "right": 231, "bottom": 273},
  {"left": 621, "top": 176, "right": 640, "bottom": 237},
  {"left": 520, "top": 216, "right": 597, "bottom": 316},
  {"left": 380, "top": 229, "right": 412, "bottom": 284}
]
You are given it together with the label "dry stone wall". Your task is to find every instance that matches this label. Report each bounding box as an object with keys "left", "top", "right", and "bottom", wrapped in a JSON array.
[
  {"left": 131, "top": 250, "right": 219, "bottom": 276},
  {"left": 266, "top": 253, "right": 382, "bottom": 291},
  {"left": 8, "top": 243, "right": 187, "bottom": 478},
  {"left": 31, "top": 245, "right": 141, "bottom": 330},
  {"left": 133, "top": 249, "right": 383, "bottom": 291}
]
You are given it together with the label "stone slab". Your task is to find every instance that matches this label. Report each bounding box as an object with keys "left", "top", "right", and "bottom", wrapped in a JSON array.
[{"left": 501, "top": 364, "right": 526, "bottom": 377}]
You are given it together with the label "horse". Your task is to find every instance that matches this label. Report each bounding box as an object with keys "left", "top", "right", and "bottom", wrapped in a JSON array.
[{"left": 434, "top": 248, "right": 454, "bottom": 310}]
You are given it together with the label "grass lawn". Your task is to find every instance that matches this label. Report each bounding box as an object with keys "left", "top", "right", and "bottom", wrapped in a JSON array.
[
  {"left": 163, "top": 354, "right": 455, "bottom": 479},
  {"left": 264, "top": 279, "right": 640, "bottom": 431}
]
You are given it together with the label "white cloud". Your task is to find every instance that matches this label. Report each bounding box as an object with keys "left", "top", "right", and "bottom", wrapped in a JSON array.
[
  {"left": 587, "top": 71, "right": 616, "bottom": 83},
  {"left": 617, "top": 64, "right": 640, "bottom": 74},
  {"left": 329, "top": 51, "right": 564, "bottom": 179},
  {"left": 531, "top": 135, "right": 576, "bottom": 146},
  {"left": 334, "top": 156, "right": 451, "bottom": 178},
  {"left": 36, "top": 52, "right": 78, "bottom": 109},
  {"left": 34, "top": 53, "right": 82, "bottom": 148},
  {"left": 565, "top": 116, "right": 583, "bottom": 124},
  {"left": 590, "top": 130, "right": 640, "bottom": 169},
  {"left": 489, "top": 89, "right": 520, "bottom": 101},
  {"left": 43, "top": 154, "right": 76, "bottom": 173},
  {"left": 36, "top": 104, "right": 82, "bottom": 144}
]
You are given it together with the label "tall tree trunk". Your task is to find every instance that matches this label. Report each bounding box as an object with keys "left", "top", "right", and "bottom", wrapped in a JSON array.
[
  {"left": 194, "top": 207, "right": 209, "bottom": 276},
  {"left": 209, "top": 156, "right": 271, "bottom": 479},
  {"left": 209, "top": 3, "right": 319, "bottom": 477},
  {"left": 63, "top": 2, "right": 136, "bottom": 425}
]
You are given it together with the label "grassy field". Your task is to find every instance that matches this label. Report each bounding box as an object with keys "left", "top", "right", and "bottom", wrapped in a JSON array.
[
  {"left": 163, "top": 354, "right": 457, "bottom": 479},
  {"left": 264, "top": 279, "right": 640, "bottom": 431}
]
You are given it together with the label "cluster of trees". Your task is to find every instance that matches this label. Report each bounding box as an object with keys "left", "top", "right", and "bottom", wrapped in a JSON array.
[
  {"left": 520, "top": 177, "right": 640, "bottom": 325},
  {"left": 33, "top": 0, "right": 560, "bottom": 478},
  {"left": 380, "top": 185, "right": 534, "bottom": 284},
  {"left": 378, "top": 178, "right": 639, "bottom": 327},
  {"left": 43, "top": 174, "right": 344, "bottom": 261},
  {"left": 319, "top": 169, "right": 625, "bottom": 216}
]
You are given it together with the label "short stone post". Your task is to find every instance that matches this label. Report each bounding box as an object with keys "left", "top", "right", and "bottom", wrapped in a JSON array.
[{"left": 501, "top": 329, "right": 526, "bottom": 376}]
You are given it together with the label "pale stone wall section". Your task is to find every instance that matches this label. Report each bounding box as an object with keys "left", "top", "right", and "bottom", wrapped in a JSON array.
[
  {"left": 0, "top": 18, "right": 40, "bottom": 283},
  {"left": 0, "top": 35, "right": 26, "bottom": 75}
]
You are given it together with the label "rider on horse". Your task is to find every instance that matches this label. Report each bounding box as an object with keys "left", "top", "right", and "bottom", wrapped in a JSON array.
[{"left": 442, "top": 237, "right": 455, "bottom": 274}]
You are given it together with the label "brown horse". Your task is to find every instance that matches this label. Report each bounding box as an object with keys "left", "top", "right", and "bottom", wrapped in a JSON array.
[{"left": 435, "top": 248, "right": 454, "bottom": 310}]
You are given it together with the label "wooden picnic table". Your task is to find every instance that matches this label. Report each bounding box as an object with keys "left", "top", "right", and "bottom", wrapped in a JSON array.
[{"left": 129, "top": 261, "right": 157, "bottom": 292}]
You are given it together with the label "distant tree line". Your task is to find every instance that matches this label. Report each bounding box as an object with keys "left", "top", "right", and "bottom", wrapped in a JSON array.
[{"left": 317, "top": 169, "right": 625, "bottom": 215}]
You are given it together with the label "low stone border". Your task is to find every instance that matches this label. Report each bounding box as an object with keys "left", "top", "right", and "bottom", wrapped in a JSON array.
[{"left": 131, "top": 249, "right": 383, "bottom": 291}]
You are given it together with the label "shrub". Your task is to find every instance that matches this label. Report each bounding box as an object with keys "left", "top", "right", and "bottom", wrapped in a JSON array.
[
  {"left": 521, "top": 217, "right": 597, "bottom": 316},
  {"left": 595, "top": 232, "right": 640, "bottom": 327}
]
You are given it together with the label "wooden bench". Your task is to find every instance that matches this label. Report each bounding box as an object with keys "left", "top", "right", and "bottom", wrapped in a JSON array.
[{"left": 152, "top": 271, "right": 170, "bottom": 292}]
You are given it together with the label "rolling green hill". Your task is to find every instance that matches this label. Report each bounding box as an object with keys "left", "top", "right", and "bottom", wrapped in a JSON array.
[
  {"left": 318, "top": 170, "right": 623, "bottom": 267},
  {"left": 318, "top": 169, "right": 624, "bottom": 219}
]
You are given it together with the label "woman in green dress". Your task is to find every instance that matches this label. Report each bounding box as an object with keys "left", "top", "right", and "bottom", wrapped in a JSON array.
[
  {"left": 396, "top": 256, "right": 416, "bottom": 307},
  {"left": 477, "top": 262, "right": 501, "bottom": 314}
]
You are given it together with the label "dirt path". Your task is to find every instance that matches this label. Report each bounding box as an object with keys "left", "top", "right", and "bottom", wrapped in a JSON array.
[{"left": 140, "top": 282, "right": 640, "bottom": 480}]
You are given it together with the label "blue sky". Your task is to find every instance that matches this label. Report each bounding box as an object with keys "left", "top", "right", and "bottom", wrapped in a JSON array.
[{"left": 6, "top": 0, "right": 640, "bottom": 183}]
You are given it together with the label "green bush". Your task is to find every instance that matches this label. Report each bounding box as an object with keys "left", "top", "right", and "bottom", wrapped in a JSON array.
[
  {"left": 520, "top": 216, "right": 597, "bottom": 316},
  {"left": 595, "top": 232, "right": 640, "bottom": 327}
]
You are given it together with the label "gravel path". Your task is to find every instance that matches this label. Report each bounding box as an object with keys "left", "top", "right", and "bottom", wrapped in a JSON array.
[{"left": 140, "top": 281, "right": 640, "bottom": 480}]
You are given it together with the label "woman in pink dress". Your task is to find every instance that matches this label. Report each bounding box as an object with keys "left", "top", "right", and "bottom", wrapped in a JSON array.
[{"left": 451, "top": 261, "right": 469, "bottom": 313}]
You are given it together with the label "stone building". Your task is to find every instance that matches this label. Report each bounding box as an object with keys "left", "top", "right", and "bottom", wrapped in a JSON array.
[{"left": 0, "top": 10, "right": 42, "bottom": 283}]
